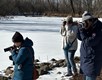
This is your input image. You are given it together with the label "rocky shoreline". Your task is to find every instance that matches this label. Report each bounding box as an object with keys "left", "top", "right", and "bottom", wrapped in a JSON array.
[{"left": 0, "top": 56, "right": 102, "bottom": 80}]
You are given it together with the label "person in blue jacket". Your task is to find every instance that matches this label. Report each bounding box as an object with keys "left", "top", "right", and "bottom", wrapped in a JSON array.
[
  {"left": 77, "top": 11, "right": 102, "bottom": 80},
  {"left": 10, "top": 32, "right": 34, "bottom": 80}
]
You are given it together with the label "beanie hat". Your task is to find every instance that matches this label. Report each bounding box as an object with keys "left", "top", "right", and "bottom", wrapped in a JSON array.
[
  {"left": 82, "top": 11, "right": 93, "bottom": 22},
  {"left": 12, "top": 32, "right": 24, "bottom": 42},
  {"left": 66, "top": 16, "right": 73, "bottom": 23}
]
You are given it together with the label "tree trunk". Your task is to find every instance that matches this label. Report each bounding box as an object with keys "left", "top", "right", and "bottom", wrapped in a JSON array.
[{"left": 69, "top": 0, "right": 75, "bottom": 16}]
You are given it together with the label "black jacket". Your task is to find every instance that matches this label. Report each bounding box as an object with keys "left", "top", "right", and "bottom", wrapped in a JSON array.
[{"left": 77, "top": 18, "right": 102, "bottom": 77}]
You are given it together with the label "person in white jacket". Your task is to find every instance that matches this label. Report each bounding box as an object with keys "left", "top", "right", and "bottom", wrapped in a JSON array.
[{"left": 60, "top": 16, "right": 78, "bottom": 76}]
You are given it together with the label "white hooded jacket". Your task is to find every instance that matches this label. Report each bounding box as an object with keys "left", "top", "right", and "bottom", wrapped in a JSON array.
[{"left": 60, "top": 23, "right": 78, "bottom": 50}]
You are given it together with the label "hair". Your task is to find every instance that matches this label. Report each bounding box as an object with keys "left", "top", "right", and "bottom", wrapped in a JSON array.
[
  {"left": 68, "top": 20, "right": 73, "bottom": 24},
  {"left": 63, "top": 21, "right": 66, "bottom": 26},
  {"left": 88, "top": 18, "right": 94, "bottom": 22}
]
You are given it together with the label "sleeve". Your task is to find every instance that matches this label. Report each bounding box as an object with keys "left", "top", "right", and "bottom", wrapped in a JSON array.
[
  {"left": 60, "top": 26, "right": 66, "bottom": 36},
  {"left": 11, "top": 47, "right": 28, "bottom": 65},
  {"left": 84, "top": 29, "right": 102, "bottom": 46},
  {"left": 76, "top": 27, "right": 84, "bottom": 41},
  {"left": 78, "top": 23, "right": 102, "bottom": 47}
]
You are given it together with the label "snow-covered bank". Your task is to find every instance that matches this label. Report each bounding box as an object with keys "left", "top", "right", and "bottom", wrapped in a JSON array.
[{"left": 0, "top": 57, "right": 80, "bottom": 80}]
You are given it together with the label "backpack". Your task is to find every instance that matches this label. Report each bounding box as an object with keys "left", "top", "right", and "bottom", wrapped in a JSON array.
[
  {"left": 33, "top": 66, "right": 39, "bottom": 80},
  {"left": 27, "top": 47, "right": 39, "bottom": 80}
]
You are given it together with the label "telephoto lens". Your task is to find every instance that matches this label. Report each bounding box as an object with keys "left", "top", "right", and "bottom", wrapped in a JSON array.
[{"left": 4, "top": 46, "right": 14, "bottom": 52}]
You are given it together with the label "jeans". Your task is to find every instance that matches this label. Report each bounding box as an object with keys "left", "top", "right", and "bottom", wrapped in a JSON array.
[
  {"left": 64, "top": 49, "right": 77, "bottom": 74},
  {"left": 84, "top": 76, "right": 96, "bottom": 80}
]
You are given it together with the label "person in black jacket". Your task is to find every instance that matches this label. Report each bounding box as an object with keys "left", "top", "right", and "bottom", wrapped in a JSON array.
[{"left": 77, "top": 11, "right": 102, "bottom": 80}]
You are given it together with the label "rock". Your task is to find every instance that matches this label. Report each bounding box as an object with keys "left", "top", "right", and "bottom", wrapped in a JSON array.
[
  {"left": 0, "top": 76, "right": 8, "bottom": 80},
  {"left": 35, "top": 59, "right": 40, "bottom": 63},
  {"left": 54, "top": 59, "right": 65, "bottom": 67},
  {"left": 4, "top": 66, "right": 13, "bottom": 76},
  {"left": 2, "top": 57, "right": 102, "bottom": 80},
  {"left": 38, "top": 69, "right": 49, "bottom": 75},
  {"left": 74, "top": 56, "right": 80, "bottom": 63},
  {"left": 97, "top": 69, "right": 102, "bottom": 80},
  {"left": 57, "top": 71, "right": 62, "bottom": 74},
  {"left": 50, "top": 58, "right": 57, "bottom": 62},
  {"left": 68, "top": 74, "right": 83, "bottom": 80}
]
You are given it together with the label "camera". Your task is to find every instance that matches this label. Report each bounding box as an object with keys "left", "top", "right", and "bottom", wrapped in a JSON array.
[
  {"left": 4, "top": 46, "right": 15, "bottom": 52},
  {"left": 78, "top": 22, "right": 85, "bottom": 28}
]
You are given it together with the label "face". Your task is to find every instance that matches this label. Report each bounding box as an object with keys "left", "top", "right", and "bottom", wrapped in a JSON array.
[
  {"left": 67, "top": 21, "right": 73, "bottom": 26},
  {"left": 13, "top": 42, "right": 22, "bottom": 47},
  {"left": 83, "top": 20, "right": 93, "bottom": 29}
]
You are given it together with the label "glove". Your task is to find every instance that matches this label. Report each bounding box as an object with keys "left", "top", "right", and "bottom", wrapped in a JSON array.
[
  {"left": 78, "top": 26, "right": 89, "bottom": 40},
  {"left": 9, "top": 55, "right": 13, "bottom": 60}
]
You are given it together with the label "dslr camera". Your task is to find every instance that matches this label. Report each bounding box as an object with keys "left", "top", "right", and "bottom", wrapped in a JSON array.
[
  {"left": 78, "top": 22, "right": 85, "bottom": 28},
  {"left": 4, "top": 46, "right": 16, "bottom": 52}
]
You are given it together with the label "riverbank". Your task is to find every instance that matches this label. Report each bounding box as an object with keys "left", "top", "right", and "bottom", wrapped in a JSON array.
[{"left": 0, "top": 57, "right": 102, "bottom": 80}]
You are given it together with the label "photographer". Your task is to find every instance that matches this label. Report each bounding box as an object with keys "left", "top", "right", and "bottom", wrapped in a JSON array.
[
  {"left": 8, "top": 32, "right": 34, "bottom": 80},
  {"left": 77, "top": 11, "right": 102, "bottom": 80},
  {"left": 60, "top": 16, "right": 78, "bottom": 76}
]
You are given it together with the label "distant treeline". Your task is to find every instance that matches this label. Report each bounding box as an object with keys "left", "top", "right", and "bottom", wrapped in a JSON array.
[{"left": 0, "top": 0, "right": 102, "bottom": 17}]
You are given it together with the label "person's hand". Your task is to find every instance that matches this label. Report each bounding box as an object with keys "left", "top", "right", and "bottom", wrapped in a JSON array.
[
  {"left": 9, "top": 45, "right": 17, "bottom": 53},
  {"left": 78, "top": 22, "right": 85, "bottom": 28},
  {"left": 9, "top": 47, "right": 15, "bottom": 53},
  {"left": 9, "top": 55, "right": 13, "bottom": 60},
  {"left": 63, "top": 21, "right": 66, "bottom": 26}
]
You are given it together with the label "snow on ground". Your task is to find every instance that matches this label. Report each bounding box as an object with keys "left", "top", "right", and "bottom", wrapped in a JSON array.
[{"left": 0, "top": 16, "right": 102, "bottom": 80}]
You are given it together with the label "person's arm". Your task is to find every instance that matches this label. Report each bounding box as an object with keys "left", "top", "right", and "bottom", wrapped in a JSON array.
[
  {"left": 60, "top": 26, "right": 66, "bottom": 36},
  {"left": 78, "top": 22, "right": 102, "bottom": 47},
  {"left": 84, "top": 29, "right": 102, "bottom": 46},
  {"left": 76, "top": 26, "right": 87, "bottom": 41},
  {"left": 11, "top": 47, "right": 28, "bottom": 65}
]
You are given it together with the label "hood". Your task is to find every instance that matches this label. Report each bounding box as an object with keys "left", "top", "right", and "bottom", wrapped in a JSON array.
[{"left": 22, "top": 37, "right": 33, "bottom": 47}]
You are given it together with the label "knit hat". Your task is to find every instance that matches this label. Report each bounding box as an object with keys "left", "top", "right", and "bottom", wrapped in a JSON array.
[
  {"left": 82, "top": 11, "right": 93, "bottom": 22},
  {"left": 12, "top": 32, "right": 24, "bottom": 42},
  {"left": 66, "top": 16, "right": 73, "bottom": 23}
]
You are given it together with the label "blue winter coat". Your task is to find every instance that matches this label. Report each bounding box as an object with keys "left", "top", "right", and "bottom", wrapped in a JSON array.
[
  {"left": 11, "top": 38, "right": 34, "bottom": 80},
  {"left": 77, "top": 18, "right": 102, "bottom": 77}
]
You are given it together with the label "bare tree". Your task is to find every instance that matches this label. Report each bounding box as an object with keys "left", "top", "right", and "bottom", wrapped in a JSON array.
[
  {"left": 69, "top": 0, "right": 75, "bottom": 16},
  {"left": 0, "top": 0, "right": 15, "bottom": 16},
  {"left": 0, "top": 0, "right": 102, "bottom": 17},
  {"left": 92, "top": 0, "right": 102, "bottom": 17}
]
